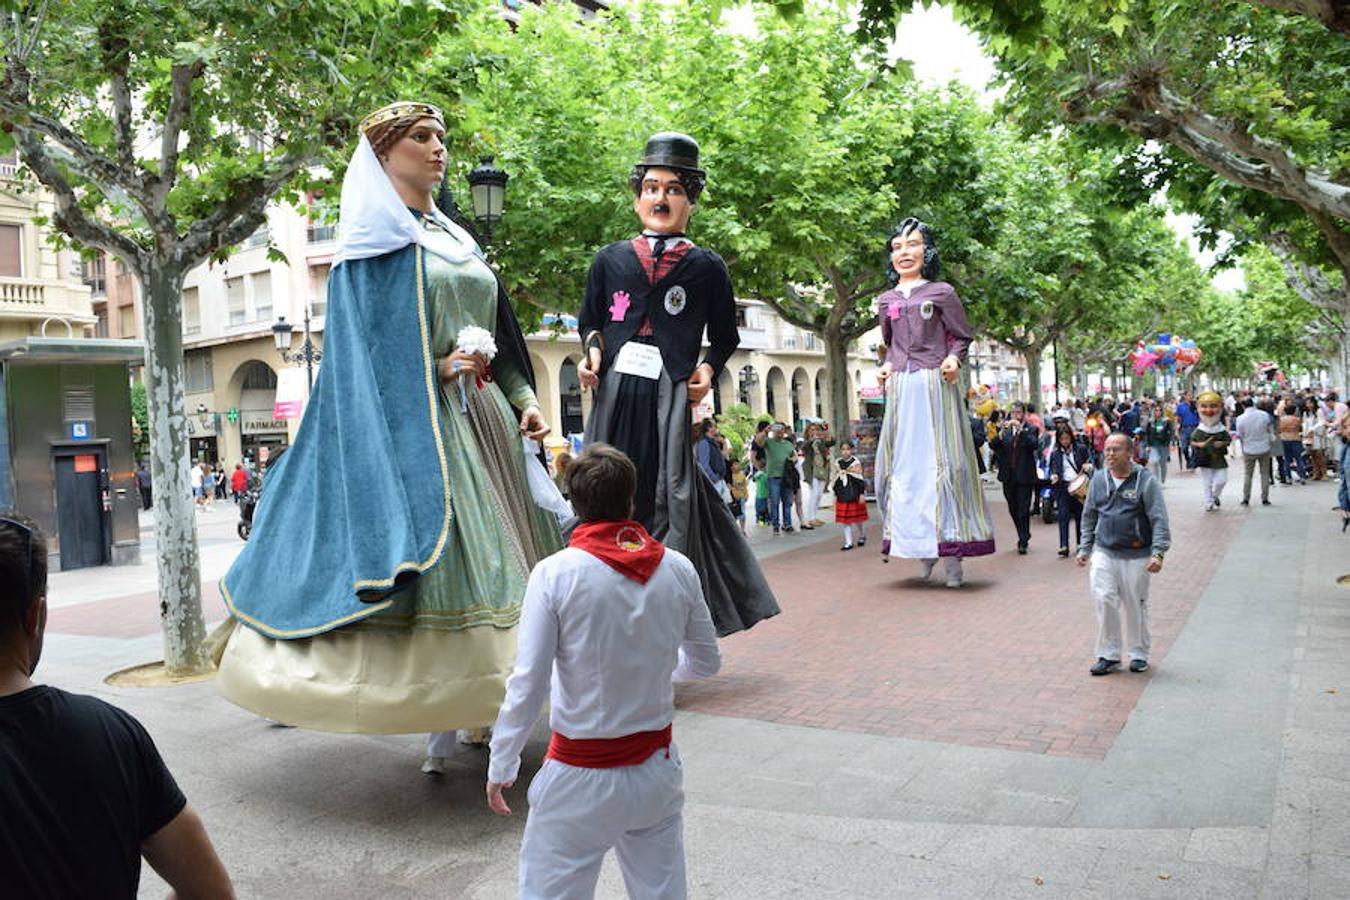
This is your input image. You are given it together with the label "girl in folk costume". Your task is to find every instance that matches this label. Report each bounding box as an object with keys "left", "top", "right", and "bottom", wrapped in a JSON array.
[
  {"left": 576, "top": 132, "right": 779, "bottom": 636},
  {"left": 834, "top": 440, "right": 869, "bottom": 550},
  {"left": 874, "top": 219, "right": 996, "bottom": 588},
  {"left": 1189, "top": 390, "right": 1232, "bottom": 511},
  {"left": 216, "top": 102, "right": 563, "bottom": 769}
]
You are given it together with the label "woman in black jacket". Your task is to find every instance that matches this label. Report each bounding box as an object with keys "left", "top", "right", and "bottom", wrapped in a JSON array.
[{"left": 1048, "top": 424, "right": 1093, "bottom": 557}]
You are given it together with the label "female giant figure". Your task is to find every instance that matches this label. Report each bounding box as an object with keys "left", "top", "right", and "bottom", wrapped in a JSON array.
[
  {"left": 216, "top": 102, "right": 562, "bottom": 748},
  {"left": 874, "top": 219, "right": 995, "bottom": 587}
]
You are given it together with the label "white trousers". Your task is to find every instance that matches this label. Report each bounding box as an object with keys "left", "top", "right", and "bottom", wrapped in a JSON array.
[
  {"left": 520, "top": 746, "right": 687, "bottom": 900},
  {"left": 806, "top": 478, "right": 826, "bottom": 522},
  {"left": 1090, "top": 552, "right": 1152, "bottom": 662},
  {"left": 1199, "top": 467, "right": 1228, "bottom": 508}
]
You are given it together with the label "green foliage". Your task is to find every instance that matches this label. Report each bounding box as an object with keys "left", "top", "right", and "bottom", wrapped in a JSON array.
[
  {"left": 1, "top": 0, "right": 467, "bottom": 264},
  {"left": 130, "top": 379, "right": 149, "bottom": 459},
  {"left": 426, "top": 1, "right": 995, "bottom": 339},
  {"left": 714, "top": 402, "right": 761, "bottom": 456}
]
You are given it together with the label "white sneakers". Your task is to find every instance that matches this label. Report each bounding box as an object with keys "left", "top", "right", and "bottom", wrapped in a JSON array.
[{"left": 421, "top": 756, "right": 445, "bottom": 775}]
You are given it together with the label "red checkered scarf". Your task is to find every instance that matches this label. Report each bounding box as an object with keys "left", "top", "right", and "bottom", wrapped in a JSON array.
[{"left": 631, "top": 236, "right": 692, "bottom": 285}]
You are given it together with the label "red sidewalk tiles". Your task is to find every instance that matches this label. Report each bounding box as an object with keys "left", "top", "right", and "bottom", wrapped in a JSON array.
[
  {"left": 48, "top": 581, "right": 227, "bottom": 639},
  {"left": 677, "top": 477, "right": 1241, "bottom": 760}
]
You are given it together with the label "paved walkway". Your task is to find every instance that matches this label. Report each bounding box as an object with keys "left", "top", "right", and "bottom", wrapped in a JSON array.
[{"left": 35, "top": 472, "right": 1350, "bottom": 898}]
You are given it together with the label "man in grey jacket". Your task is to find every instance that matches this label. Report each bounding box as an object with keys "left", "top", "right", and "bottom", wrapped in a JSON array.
[
  {"left": 1077, "top": 433, "right": 1171, "bottom": 676},
  {"left": 1234, "top": 398, "right": 1278, "bottom": 506}
]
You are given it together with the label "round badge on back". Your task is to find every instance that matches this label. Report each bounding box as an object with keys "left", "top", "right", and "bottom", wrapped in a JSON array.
[{"left": 664, "top": 285, "right": 687, "bottom": 316}]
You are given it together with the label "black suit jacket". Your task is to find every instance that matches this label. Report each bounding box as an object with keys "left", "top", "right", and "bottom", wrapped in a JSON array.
[
  {"left": 1049, "top": 442, "right": 1092, "bottom": 484},
  {"left": 578, "top": 240, "right": 739, "bottom": 382},
  {"left": 991, "top": 423, "right": 1042, "bottom": 485}
]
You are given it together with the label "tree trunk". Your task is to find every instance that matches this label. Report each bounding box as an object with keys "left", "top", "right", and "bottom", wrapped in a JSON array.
[
  {"left": 142, "top": 265, "right": 209, "bottom": 675},
  {"left": 823, "top": 328, "right": 854, "bottom": 444},
  {"left": 1021, "top": 347, "right": 1043, "bottom": 409},
  {"left": 1330, "top": 302, "right": 1350, "bottom": 393}
]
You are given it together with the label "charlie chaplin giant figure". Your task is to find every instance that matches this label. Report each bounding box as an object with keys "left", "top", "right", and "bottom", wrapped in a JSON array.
[{"left": 577, "top": 133, "right": 779, "bottom": 636}]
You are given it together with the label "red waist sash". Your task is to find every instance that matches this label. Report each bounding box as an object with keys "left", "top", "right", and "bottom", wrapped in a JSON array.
[{"left": 546, "top": 724, "right": 673, "bottom": 769}]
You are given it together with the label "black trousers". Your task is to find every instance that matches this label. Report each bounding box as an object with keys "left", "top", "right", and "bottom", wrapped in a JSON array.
[
  {"left": 1002, "top": 481, "right": 1034, "bottom": 546},
  {"left": 1055, "top": 484, "right": 1083, "bottom": 548}
]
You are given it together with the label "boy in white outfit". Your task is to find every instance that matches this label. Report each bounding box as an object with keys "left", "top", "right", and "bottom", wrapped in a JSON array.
[{"left": 487, "top": 444, "right": 721, "bottom": 900}]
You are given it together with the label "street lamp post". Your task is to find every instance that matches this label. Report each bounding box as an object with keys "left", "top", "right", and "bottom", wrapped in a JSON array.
[
  {"left": 738, "top": 364, "right": 759, "bottom": 407},
  {"left": 272, "top": 309, "right": 323, "bottom": 393},
  {"left": 466, "top": 156, "right": 509, "bottom": 248}
]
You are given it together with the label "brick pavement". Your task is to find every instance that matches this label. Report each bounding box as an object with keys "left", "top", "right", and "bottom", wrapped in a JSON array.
[
  {"left": 47, "top": 580, "right": 227, "bottom": 638},
  {"left": 676, "top": 471, "right": 1242, "bottom": 759}
]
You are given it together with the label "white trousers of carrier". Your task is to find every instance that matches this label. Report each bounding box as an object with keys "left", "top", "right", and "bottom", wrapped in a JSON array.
[
  {"left": 1090, "top": 551, "right": 1152, "bottom": 663},
  {"left": 1199, "top": 467, "right": 1228, "bottom": 509},
  {"left": 520, "top": 745, "right": 687, "bottom": 900}
]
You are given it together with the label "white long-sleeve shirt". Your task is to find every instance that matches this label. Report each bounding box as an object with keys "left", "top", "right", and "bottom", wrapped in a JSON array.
[{"left": 488, "top": 546, "right": 721, "bottom": 785}]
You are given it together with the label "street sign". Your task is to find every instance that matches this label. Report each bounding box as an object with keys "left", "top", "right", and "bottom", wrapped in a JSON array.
[{"left": 69, "top": 421, "right": 92, "bottom": 440}]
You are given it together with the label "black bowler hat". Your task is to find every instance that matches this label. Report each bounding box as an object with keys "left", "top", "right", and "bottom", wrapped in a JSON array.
[{"left": 636, "top": 132, "right": 705, "bottom": 176}]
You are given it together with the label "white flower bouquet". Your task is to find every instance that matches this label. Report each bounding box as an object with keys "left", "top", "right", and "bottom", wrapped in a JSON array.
[
  {"left": 455, "top": 325, "right": 497, "bottom": 361},
  {"left": 452, "top": 325, "right": 497, "bottom": 411}
]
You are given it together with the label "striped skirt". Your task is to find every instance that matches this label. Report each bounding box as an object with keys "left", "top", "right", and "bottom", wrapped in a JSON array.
[{"left": 875, "top": 368, "right": 995, "bottom": 559}]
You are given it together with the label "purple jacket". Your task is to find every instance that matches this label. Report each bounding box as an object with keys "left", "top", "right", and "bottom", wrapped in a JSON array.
[{"left": 878, "top": 281, "right": 974, "bottom": 372}]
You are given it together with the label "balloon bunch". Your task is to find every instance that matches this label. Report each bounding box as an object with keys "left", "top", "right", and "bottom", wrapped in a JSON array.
[{"left": 1130, "top": 333, "right": 1202, "bottom": 376}]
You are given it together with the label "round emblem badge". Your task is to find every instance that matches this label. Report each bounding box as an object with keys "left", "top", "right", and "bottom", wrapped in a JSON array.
[
  {"left": 664, "top": 285, "right": 688, "bottom": 316},
  {"left": 920, "top": 300, "right": 935, "bottom": 320},
  {"left": 615, "top": 526, "right": 646, "bottom": 552}
]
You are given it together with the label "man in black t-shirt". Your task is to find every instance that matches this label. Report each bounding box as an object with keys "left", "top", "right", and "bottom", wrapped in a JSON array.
[{"left": 0, "top": 514, "right": 233, "bottom": 899}]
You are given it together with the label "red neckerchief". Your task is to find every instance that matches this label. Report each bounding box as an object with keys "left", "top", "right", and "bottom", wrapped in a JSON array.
[{"left": 569, "top": 519, "right": 666, "bottom": 584}]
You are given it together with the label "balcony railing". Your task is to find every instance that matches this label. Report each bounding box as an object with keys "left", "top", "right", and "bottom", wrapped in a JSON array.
[
  {"left": 0, "top": 278, "right": 47, "bottom": 307},
  {"left": 0, "top": 276, "right": 97, "bottom": 324}
]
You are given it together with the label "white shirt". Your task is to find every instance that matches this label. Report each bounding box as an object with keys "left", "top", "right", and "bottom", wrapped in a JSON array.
[
  {"left": 642, "top": 234, "right": 691, "bottom": 252},
  {"left": 1060, "top": 453, "right": 1080, "bottom": 481},
  {"left": 1235, "top": 407, "right": 1276, "bottom": 454},
  {"left": 488, "top": 546, "right": 721, "bottom": 784},
  {"left": 893, "top": 278, "right": 930, "bottom": 298}
]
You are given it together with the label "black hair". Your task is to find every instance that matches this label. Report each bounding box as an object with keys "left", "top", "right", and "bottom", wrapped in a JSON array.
[
  {"left": 0, "top": 513, "right": 46, "bottom": 632},
  {"left": 885, "top": 217, "right": 941, "bottom": 285},
  {"left": 629, "top": 166, "right": 705, "bottom": 204}
]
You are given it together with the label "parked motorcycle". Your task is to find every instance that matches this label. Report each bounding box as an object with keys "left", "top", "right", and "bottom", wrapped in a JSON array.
[{"left": 237, "top": 447, "right": 287, "bottom": 541}]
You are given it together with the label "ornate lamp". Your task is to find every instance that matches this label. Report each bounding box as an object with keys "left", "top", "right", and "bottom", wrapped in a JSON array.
[{"left": 466, "top": 156, "right": 509, "bottom": 245}]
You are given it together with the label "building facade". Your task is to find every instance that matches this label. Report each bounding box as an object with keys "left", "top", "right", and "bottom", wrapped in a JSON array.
[{"left": 0, "top": 152, "right": 99, "bottom": 342}]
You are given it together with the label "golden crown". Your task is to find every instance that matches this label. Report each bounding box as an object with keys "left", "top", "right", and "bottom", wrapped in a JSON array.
[
  {"left": 1196, "top": 390, "right": 1222, "bottom": 404},
  {"left": 359, "top": 101, "right": 444, "bottom": 135}
]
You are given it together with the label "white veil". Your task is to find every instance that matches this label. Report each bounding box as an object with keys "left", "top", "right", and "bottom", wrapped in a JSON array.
[{"left": 332, "top": 135, "right": 479, "bottom": 268}]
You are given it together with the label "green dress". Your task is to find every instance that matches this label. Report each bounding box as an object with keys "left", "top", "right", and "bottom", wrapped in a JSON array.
[{"left": 217, "top": 215, "right": 562, "bottom": 734}]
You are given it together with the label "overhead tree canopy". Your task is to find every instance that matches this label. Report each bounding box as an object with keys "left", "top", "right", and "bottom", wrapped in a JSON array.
[
  {"left": 429, "top": 0, "right": 1001, "bottom": 437},
  {"left": 0, "top": 0, "right": 463, "bottom": 672},
  {"left": 843, "top": 0, "right": 1350, "bottom": 386}
]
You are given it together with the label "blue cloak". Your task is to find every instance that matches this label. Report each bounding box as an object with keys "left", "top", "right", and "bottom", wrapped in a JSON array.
[{"left": 221, "top": 243, "right": 534, "bottom": 639}]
